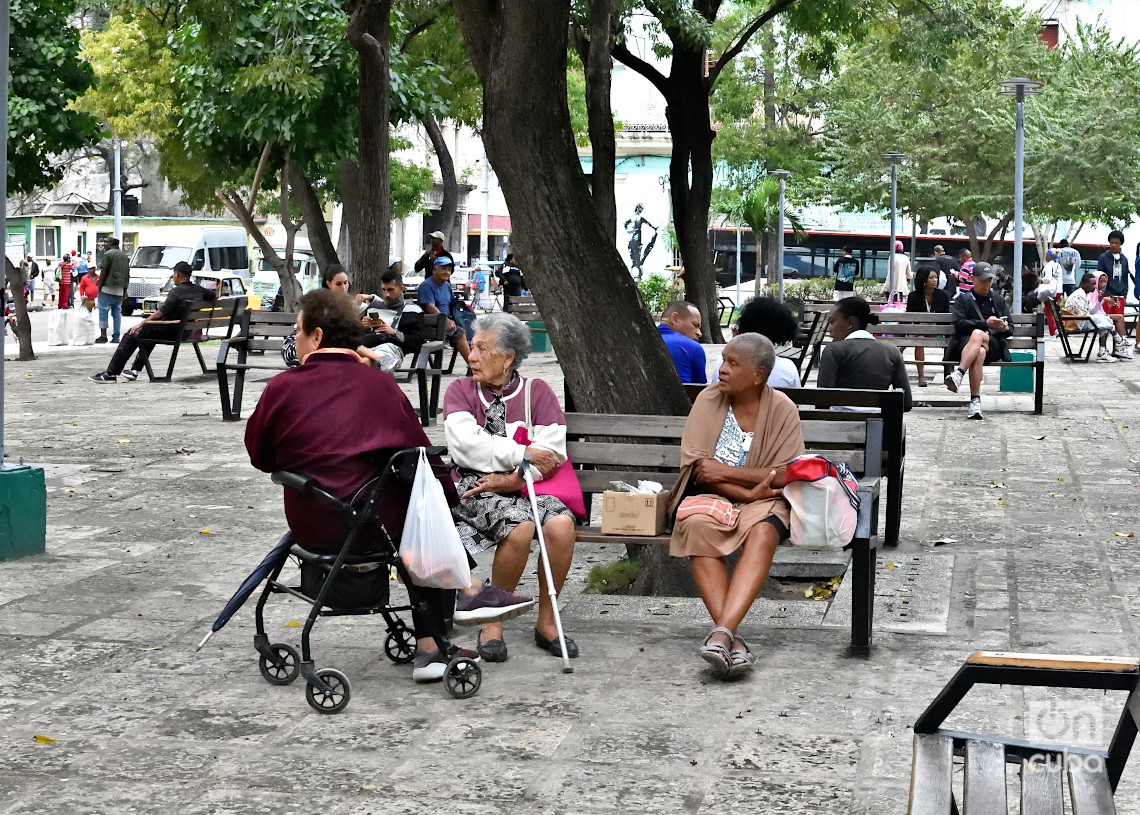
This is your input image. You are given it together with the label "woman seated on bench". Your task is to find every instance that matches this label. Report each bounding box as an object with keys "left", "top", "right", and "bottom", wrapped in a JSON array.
[
  {"left": 818, "top": 296, "right": 912, "bottom": 411},
  {"left": 444, "top": 312, "right": 578, "bottom": 664},
  {"left": 668, "top": 334, "right": 804, "bottom": 678}
]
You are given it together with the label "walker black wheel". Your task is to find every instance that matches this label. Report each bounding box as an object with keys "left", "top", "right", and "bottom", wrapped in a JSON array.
[
  {"left": 384, "top": 626, "right": 416, "bottom": 664},
  {"left": 258, "top": 643, "right": 300, "bottom": 685},
  {"left": 305, "top": 668, "right": 351, "bottom": 714},
  {"left": 443, "top": 657, "right": 482, "bottom": 699}
]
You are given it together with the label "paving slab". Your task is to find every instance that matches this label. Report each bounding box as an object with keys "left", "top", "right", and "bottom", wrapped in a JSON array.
[{"left": 2, "top": 334, "right": 1140, "bottom": 812}]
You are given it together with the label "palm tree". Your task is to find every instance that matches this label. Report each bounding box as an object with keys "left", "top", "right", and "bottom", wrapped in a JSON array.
[{"left": 713, "top": 178, "right": 805, "bottom": 283}]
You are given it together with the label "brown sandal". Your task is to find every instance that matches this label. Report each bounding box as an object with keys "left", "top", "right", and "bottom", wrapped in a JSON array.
[{"left": 699, "top": 627, "right": 733, "bottom": 676}]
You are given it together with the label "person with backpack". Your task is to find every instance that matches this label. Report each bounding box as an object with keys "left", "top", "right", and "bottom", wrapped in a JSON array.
[{"left": 831, "top": 247, "right": 859, "bottom": 300}]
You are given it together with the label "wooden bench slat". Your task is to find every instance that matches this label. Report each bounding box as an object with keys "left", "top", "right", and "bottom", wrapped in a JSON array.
[
  {"left": 576, "top": 472, "right": 681, "bottom": 494},
  {"left": 964, "top": 739, "right": 1007, "bottom": 815},
  {"left": 566, "top": 414, "right": 688, "bottom": 437},
  {"left": 908, "top": 734, "right": 955, "bottom": 815},
  {"left": 567, "top": 442, "right": 680, "bottom": 468},
  {"left": 1068, "top": 759, "right": 1117, "bottom": 815},
  {"left": 1021, "top": 757, "right": 1064, "bottom": 815},
  {"left": 968, "top": 653, "right": 1140, "bottom": 673}
]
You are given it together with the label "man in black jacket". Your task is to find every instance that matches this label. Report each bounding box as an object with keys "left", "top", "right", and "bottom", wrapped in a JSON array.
[
  {"left": 944, "top": 263, "right": 1010, "bottom": 420},
  {"left": 932, "top": 245, "right": 959, "bottom": 295},
  {"left": 358, "top": 270, "right": 426, "bottom": 367},
  {"left": 89, "top": 262, "right": 214, "bottom": 382}
]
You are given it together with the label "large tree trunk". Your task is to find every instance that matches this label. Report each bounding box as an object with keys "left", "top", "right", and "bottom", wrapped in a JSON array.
[
  {"left": 345, "top": 0, "right": 391, "bottom": 295},
  {"left": 665, "top": 55, "right": 723, "bottom": 342},
  {"left": 455, "top": 1, "right": 694, "bottom": 598},
  {"left": 453, "top": 1, "right": 690, "bottom": 418},
  {"left": 3, "top": 260, "right": 35, "bottom": 361},
  {"left": 337, "top": 159, "right": 361, "bottom": 274},
  {"left": 583, "top": 0, "right": 617, "bottom": 242},
  {"left": 286, "top": 162, "right": 341, "bottom": 272},
  {"left": 216, "top": 188, "right": 303, "bottom": 312},
  {"left": 422, "top": 112, "right": 459, "bottom": 247}
]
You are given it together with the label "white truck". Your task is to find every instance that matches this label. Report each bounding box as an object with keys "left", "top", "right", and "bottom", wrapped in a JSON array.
[
  {"left": 124, "top": 226, "right": 250, "bottom": 315},
  {"left": 249, "top": 239, "right": 319, "bottom": 309}
]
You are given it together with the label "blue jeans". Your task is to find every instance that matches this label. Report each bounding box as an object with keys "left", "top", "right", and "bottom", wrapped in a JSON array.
[{"left": 97, "top": 291, "right": 123, "bottom": 339}]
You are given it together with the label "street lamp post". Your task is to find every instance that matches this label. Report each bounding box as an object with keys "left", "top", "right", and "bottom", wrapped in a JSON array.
[
  {"left": 768, "top": 169, "right": 792, "bottom": 302},
  {"left": 998, "top": 78, "right": 1044, "bottom": 314},
  {"left": 881, "top": 152, "right": 906, "bottom": 293}
]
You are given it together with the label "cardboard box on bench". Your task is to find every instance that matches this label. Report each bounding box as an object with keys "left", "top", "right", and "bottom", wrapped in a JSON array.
[{"left": 601, "top": 491, "right": 668, "bottom": 536}]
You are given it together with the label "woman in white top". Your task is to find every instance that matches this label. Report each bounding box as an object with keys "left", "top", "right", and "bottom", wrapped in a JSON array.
[{"left": 713, "top": 296, "right": 802, "bottom": 387}]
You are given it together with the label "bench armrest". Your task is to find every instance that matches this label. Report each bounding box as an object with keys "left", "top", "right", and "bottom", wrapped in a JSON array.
[{"left": 854, "top": 476, "right": 880, "bottom": 541}]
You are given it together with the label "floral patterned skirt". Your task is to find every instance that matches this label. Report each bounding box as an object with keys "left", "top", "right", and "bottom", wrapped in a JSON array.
[{"left": 452, "top": 472, "right": 573, "bottom": 555}]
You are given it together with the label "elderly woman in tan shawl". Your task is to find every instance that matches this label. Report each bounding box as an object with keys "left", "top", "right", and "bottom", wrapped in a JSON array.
[{"left": 667, "top": 333, "right": 804, "bottom": 677}]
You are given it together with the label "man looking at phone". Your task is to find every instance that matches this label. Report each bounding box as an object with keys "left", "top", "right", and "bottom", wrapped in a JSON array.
[
  {"left": 944, "top": 262, "right": 1011, "bottom": 420},
  {"left": 355, "top": 270, "right": 426, "bottom": 368}
]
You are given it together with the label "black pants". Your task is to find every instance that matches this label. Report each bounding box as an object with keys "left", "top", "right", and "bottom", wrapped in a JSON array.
[
  {"left": 106, "top": 324, "right": 178, "bottom": 376},
  {"left": 411, "top": 586, "right": 457, "bottom": 642}
]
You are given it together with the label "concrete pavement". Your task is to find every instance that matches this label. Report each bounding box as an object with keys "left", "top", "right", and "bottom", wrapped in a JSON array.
[{"left": 2, "top": 333, "right": 1140, "bottom": 813}]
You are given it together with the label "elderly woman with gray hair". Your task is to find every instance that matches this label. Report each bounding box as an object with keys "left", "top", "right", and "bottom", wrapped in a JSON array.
[
  {"left": 667, "top": 333, "right": 805, "bottom": 678},
  {"left": 443, "top": 312, "right": 580, "bottom": 664}
]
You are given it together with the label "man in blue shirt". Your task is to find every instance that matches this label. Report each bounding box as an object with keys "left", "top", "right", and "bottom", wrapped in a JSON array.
[
  {"left": 417, "top": 256, "right": 471, "bottom": 363},
  {"left": 657, "top": 300, "right": 706, "bottom": 384}
]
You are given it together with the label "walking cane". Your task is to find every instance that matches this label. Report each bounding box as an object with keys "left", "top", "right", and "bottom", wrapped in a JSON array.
[{"left": 518, "top": 454, "right": 573, "bottom": 674}]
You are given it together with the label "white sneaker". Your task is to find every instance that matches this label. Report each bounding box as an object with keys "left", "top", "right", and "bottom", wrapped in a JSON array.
[
  {"left": 1113, "top": 346, "right": 1134, "bottom": 360},
  {"left": 967, "top": 397, "right": 983, "bottom": 420},
  {"left": 1097, "top": 348, "right": 1118, "bottom": 363},
  {"left": 945, "top": 368, "right": 964, "bottom": 393}
]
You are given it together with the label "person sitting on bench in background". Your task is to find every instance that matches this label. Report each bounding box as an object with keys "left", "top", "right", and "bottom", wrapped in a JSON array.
[
  {"left": 89, "top": 261, "right": 214, "bottom": 383},
  {"left": 818, "top": 296, "right": 912, "bottom": 410},
  {"left": 657, "top": 300, "right": 706, "bottom": 385},
  {"left": 355, "top": 270, "right": 425, "bottom": 371},
  {"left": 417, "top": 256, "right": 472, "bottom": 366},
  {"left": 1066, "top": 272, "right": 1121, "bottom": 363},
  {"left": 944, "top": 262, "right": 1010, "bottom": 421},
  {"left": 668, "top": 333, "right": 804, "bottom": 678}
]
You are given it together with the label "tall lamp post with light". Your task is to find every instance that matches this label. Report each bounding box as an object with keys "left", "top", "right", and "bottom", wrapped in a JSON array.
[
  {"left": 997, "top": 78, "right": 1044, "bottom": 314},
  {"left": 768, "top": 169, "right": 792, "bottom": 302},
  {"left": 881, "top": 152, "right": 906, "bottom": 293}
]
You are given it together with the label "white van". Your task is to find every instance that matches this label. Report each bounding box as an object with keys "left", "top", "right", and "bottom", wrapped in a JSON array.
[
  {"left": 249, "top": 240, "right": 320, "bottom": 308},
  {"left": 125, "top": 226, "right": 250, "bottom": 314}
]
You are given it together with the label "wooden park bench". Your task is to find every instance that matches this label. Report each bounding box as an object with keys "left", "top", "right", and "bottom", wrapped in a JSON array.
[
  {"left": 1048, "top": 299, "right": 1100, "bottom": 363},
  {"left": 504, "top": 294, "right": 544, "bottom": 333},
  {"left": 565, "top": 388, "right": 893, "bottom": 656},
  {"left": 907, "top": 651, "right": 1140, "bottom": 814},
  {"left": 787, "top": 309, "right": 829, "bottom": 381},
  {"left": 216, "top": 310, "right": 297, "bottom": 421},
  {"left": 804, "top": 307, "right": 1046, "bottom": 414},
  {"left": 140, "top": 298, "right": 243, "bottom": 383},
  {"left": 216, "top": 310, "right": 447, "bottom": 426}
]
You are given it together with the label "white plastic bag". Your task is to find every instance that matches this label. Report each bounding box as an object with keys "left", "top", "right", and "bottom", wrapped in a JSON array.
[
  {"left": 400, "top": 448, "right": 471, "bottom": 589},
  {"left": 374, "top": 343, "right": 403, "bottom": 373},
  {"left": 783, "top": 456, "right": 859, "bottom": 551},
  {"left": 47, "top": 309, "right": 71, "bottom": 346},
  {"left": 72, "top": 306, "right": 98, "bottom": 345}
]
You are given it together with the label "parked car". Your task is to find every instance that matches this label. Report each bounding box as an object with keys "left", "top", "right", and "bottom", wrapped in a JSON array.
[
  {"left": 141, "top": 271, "right": 261, "bottom": 315},
  {"left": 126, "top": 226, "right": 250, "bottom": 316}
]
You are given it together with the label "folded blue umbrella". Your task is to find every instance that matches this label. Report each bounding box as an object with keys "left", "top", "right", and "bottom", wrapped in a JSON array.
[{"left": 197, "top": 532, "right": 294, "bottom": 651}]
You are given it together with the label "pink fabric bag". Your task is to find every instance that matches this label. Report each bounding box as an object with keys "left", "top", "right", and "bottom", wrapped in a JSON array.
[{"left": 511, "top": 378, "right": 587, "bottom": 519}]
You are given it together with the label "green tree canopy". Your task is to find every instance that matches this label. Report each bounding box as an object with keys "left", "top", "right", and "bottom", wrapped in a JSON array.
[{"left": 8, "top": 0, "right": 101, "bottom": 194}]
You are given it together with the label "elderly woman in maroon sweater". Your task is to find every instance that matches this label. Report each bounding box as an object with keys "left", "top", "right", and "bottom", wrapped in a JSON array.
[
  {"left": 245, "top": 289, "right": 533, "bottom": 683},
  {"left": 444, "top": 312, "right": 579, "bottom": 664}
]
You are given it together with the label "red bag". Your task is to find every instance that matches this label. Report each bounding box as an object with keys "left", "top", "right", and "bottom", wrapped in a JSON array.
[
  {"left": 783, "top": 455, "right": 860, "bottom": 550},
  {"left": 512, "top": 378, "right": 587, "bottom": 519}
]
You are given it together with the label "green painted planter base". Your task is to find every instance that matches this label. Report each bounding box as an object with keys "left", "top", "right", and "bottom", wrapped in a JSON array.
[
  {"left": 527, "top": 322, "right": 551, "bottom": 353},
  {"left": 0, "top": 465, "right": 47, "bottom": 561},
  {"left": 999, "top": 351, "right": 1035, "bottom": 393}
]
